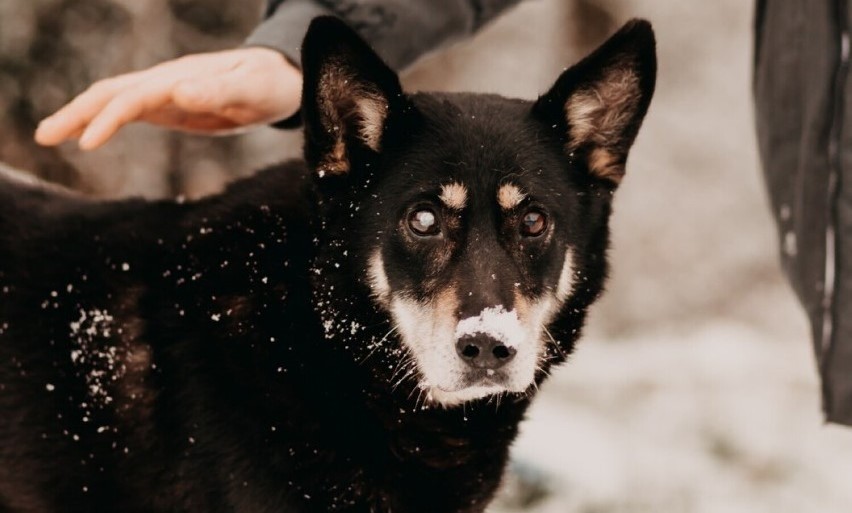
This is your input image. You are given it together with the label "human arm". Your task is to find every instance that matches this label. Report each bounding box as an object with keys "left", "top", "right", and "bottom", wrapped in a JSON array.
[
  {"left": 247, "top": 0, "right": 524, "bottom": 70},
  {"left": 35, "top": 47, "right": 302, "bottom": 149},
  {"left": 35, "top": 0, "right": 523, "bottom": 149}
]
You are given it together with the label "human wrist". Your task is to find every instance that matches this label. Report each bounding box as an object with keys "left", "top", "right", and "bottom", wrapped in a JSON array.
[{"left": 243, "top": 0, "right": 332, "bottom": 69}]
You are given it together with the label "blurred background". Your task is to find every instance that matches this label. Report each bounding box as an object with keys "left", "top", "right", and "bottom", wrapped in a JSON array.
[{"left": 2, "top": 0, "right": 852, "bottom": 511}]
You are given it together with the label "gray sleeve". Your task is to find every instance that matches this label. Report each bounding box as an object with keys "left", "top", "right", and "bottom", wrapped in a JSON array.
[{"left": 244, "top": 0, "right": 524, "bottom": 70}]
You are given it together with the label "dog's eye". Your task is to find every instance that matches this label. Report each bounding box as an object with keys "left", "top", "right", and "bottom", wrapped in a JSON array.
[
  {"left": 408, "top": 208, "right": 441, "bottom": 236},
  {"left": 520, "top": 210, "right": 547, "bottom": 237}
]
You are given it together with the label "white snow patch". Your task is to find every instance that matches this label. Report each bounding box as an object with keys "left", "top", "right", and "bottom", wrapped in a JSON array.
[
  {"left": 68, "top": 308, "right": 123, "bottom": 408},
  {"left": 454, "top": 306, "right": 525, "bottom": 348}
]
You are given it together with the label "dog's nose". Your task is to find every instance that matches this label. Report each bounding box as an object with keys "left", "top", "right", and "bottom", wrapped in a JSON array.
[{"left": 456, "top": 334, "right": 516, "bottom": 369}]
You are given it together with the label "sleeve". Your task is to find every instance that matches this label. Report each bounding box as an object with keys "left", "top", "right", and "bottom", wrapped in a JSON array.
[{"left": 244, "top": 0, "right": 524, "bottom": 70}]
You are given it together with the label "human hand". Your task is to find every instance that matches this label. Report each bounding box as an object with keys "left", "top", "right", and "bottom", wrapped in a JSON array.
[{"left": 35, "top": 47, "right": 302, "bottom": 150}]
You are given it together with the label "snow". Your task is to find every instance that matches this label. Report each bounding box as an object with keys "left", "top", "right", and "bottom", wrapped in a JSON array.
[
  {"left": 68, "top": 308, "right": 124, "bottom": 408},
  {"left": 454, "top": 306, "right": 525, "bottom": 348}
]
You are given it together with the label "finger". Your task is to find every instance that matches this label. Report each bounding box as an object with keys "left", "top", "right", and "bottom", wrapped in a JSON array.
[
  {"left": 35, "top": 57, "right": 214, "bottom": 146},
  {"left": 35, "top": 73, "right": 146, "bottom": 146},
  {"left": 35, "top": 52, "right": 243, "bottom": 147},
  {"left": 79, "top": 83, "right": 174, "bottom": 150}
]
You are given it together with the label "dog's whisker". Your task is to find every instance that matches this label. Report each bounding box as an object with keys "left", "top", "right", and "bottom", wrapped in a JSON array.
[
  {"left": 414, "top": 387, "right": 428, "bottom": 410},
  {"left": 405, "top": 377, "right": 424, "bottom": 401},
  {"left": 543, "top": 327, "right": 566, "bottom": 360},
  {"left": 392, "top": 365, "right": 418, "bottom": 392},
  {"left": 359, "top": 325, "right": 398, "bottom": 365},
  {"left": 389, "top": 354, "right": 415, "bottom": 382},
  {"left": 391, "top": 363, "right": 412, "bottom": 387}
]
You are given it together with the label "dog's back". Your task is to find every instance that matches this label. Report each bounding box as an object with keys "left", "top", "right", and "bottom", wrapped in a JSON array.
[{"left": 0, "top": 163, "right": 326, "bottom": 513}]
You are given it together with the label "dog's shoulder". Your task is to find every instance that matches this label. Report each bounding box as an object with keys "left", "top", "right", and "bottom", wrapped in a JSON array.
[{"left": 207, "top": 159, "right": 313, "bottom": 216}]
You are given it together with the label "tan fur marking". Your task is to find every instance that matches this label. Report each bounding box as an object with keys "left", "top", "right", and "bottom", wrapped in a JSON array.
[
  {"left": 587, "top": 148, "right": 624, "bottom": 184},
  {"left": 555, "top": 248, "right": 576, "bottom": 301},
  {"left": 565, "top": 67, "right": 640, "bottom": 150},
  {"left": 316, "top": 63, "right": 388, "bottom": 175},
  {"left": 497, "top": 183, "right": 526, "bottom": 210},
  {"left": 565, "top": 66, "right": 639, "bottom": 181},
  {"left": 440, "top": 182, "right": 468, "bottom": 210},
  {"left": 434, "top": 287, "right": 459, "bottom": 334},
  {"left": 355, "top": 96, "right": 388, "bottom": 152},
  {"left": 513, "top": 290, "right": 531, "bottom": 317},
  {"left": 318, "top": 140, "right": 350, "bottom": 176}
]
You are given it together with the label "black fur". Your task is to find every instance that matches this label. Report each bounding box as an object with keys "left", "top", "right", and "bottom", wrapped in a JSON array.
[{"left": 0, "top": 17, "right": 655, "bottom": 513}]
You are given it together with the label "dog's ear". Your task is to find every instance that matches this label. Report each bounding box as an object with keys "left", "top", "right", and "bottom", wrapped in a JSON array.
[
  {"left": 300, "top": 16, "right": 406, "bottom": 177},
  {"left": 533, "top": 19, "right": 656, "bottom": 185}
]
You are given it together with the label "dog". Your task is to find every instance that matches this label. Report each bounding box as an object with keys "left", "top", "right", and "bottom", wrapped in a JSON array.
[{"left": 0, "top": 16, "right": 655, "bottom": 513}]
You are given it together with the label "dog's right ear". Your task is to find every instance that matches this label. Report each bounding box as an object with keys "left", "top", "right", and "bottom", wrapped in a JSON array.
[{"left": 300, "top": 16, "right": 407, "bottom": 178}]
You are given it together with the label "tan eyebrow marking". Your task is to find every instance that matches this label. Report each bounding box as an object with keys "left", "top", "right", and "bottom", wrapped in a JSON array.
[
  {"left": 439, "top": 182, "right": 468, "bottom": 210},
  {"left": 497, "top": 183, "right": 526, "bottom": 210}
]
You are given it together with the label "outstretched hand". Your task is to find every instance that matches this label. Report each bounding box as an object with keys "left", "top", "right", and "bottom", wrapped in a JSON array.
[{"left": 35, "top": 47, "right": 302, "bottom": 150}]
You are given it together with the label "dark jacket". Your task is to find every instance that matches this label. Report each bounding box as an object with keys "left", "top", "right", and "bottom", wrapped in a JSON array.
[
  {"left": 244, "top": 0, "right": 521, "bottom": 128},
  {"left": 754, "top": 0, "right": 852, "bottom": 425},
  {"left": 245, "top": 0, "right": 523, "bottom": 69}
]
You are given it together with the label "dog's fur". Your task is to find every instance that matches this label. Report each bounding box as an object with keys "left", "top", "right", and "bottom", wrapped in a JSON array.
[{"left": 0, "top": 17, "right": 655, "bottom": 513}]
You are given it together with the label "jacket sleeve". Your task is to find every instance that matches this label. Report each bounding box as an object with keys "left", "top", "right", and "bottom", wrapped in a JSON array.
[{"left": 244, "top": 0, "right": 523, "bottom": 70}]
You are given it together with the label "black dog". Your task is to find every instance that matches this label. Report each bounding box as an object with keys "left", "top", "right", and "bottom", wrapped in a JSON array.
[{"left": 0, "top": 17, "right": 655, "bottom": 513}]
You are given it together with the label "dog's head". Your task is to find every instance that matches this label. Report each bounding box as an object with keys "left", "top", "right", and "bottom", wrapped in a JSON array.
[{"left": 301, "top": 17, "right": 655, "bottom": 406}]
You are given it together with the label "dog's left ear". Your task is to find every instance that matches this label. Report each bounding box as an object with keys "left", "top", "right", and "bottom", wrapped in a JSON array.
[
  {"left": 300, "top": 16, "right": 407, "bottom": 177},
  {"left": 533, "top": 19, "right": 656, "bottom": 185}
]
